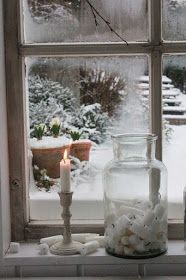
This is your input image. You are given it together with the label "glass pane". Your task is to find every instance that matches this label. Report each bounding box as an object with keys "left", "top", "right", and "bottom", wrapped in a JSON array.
[
  {"left": 163, "top": 0, "right": 186, "bottom": 41},
  {"left": 163, "top": 55, "right": 186, "bottom": 219},
  {"left": 26, "top": 56, "right": 149, "bottom": 220},
  {"left": 23, "top": 0, "right": 148, "bottom": 43}
]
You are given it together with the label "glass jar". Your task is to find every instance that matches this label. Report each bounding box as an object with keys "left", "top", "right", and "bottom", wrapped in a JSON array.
[{"left": 103, "top": 134, "right": 167, "bottom": 258}]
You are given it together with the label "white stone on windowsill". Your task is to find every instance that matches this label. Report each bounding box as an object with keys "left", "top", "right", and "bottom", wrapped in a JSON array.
[{"left": 3, "top": 241, "right": 186, "bottom": 266}]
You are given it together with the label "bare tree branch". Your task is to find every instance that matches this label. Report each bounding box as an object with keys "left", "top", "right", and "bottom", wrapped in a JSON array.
[{"left": 85, "top": 0, "right": 128, "bottom": 45}]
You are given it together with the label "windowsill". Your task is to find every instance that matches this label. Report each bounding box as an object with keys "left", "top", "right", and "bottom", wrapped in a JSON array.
[{"left": 4, "top": 240, "right": 186, "bottom": 266}]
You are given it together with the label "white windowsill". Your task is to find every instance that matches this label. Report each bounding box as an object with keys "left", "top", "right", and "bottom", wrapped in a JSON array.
[{"left": 4, "top": 240, "right": 186, "bottom": 266}]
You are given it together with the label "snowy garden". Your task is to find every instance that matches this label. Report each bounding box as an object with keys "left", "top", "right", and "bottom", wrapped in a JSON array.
[
  {"left": 28, "top": 58, "right": 127, "bottom": 191},
  {"left": 27, "top": 55, "right": 186, "bottom": 221},
  {"left": 25, "top": 0, "right": 186, "bottom": 220}
]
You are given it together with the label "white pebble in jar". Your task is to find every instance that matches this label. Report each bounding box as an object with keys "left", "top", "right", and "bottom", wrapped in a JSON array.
[
  {"left": 120, "top": 236, "right": 129, "bottom": 246},
  {"left": 115, "top": 215, "right": 131, "bottom": 237},
  {"left": 123, "top": 246, "right": 134, "bottom": 255},
  {"left": 128, "top": 234, "right": 141, "bottom": 246},
  {"left": 143, "top": 210, "right": 156, "bottom": 226},
  {"left": 154, "top": 204, "right": 165, "bottom": 219},
  {"left": 134, "top": 241, "right": 145, "bottom": 253},
  {"left": 130, "top": 222, "right": 150, "bottom": 239}
]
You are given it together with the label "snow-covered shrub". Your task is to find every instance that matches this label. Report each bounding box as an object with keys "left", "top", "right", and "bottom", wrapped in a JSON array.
[
  {"left": 164, "top": 66, "right": 186, "bottom": 93},
  {"left": 29, "top": 75, "right": 110, "bottom": 144},
  {"left": 71, "top": 103, "right": 110, "bottom": 144},
  {"left": 29, "top": 75, "right": 77, "bottom": 134},
  {"left": 79, "top": 68, "right": 126, "bottom": 117},
  {"left": 28, "top": 0, "right": 81, "bottom": 23},
  {"left": 29, "top": 75, "right": 77, "bottom": 111},
  {"left": 33, "top": 165, "right": 53, "bottom": 191}
]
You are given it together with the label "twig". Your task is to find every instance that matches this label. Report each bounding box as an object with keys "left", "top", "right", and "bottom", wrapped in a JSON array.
[
  {"left": 85, "top": 0, "right": 128, "bottom": 45},
  {"left": 90, "top": 4, "right": 98, "bottom": 26}
]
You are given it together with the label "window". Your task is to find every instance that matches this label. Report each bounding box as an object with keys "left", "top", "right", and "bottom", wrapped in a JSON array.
[{"left": 4, "top": 0, "right": 186, "bottom": 241}]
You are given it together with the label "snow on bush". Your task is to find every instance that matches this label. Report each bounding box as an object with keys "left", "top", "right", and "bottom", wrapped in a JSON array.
[
  {"left": 29, "top": 75, "right": 76, "bottom": 135},
  {"left": 28, "top": 75, "right": 109, "bottom": 143},
  {"left": 70, "top": 103, "right": 110, "bottom": 144}
]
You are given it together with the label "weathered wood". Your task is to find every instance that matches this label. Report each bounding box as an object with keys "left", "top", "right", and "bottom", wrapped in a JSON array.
[
  {"left": 4, "top": 0, "right": 27, "bottom": 241},
  {"left": 25, "top": 221, "right": 104, "bottom": 241},
  {"left": 24, "top": 220, "right": 183, "bottom": 241},
  {"left": 149, "top": 0, "right": 162, "bottom": 161},
  {"left": 0, "top": 0, "right": 11, "bottom": 257},
  {"left": 168, "top": 220, "right": 183, "bottom": 240}
]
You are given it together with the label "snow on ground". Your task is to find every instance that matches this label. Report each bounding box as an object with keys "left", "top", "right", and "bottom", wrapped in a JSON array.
[
  {"left": 30, "top": 93, "right": 186, "bottom": 220},
  {"left": 164, "top": 125, "right": 186, "bottom": 203},
  {"left": 164, "top": 94, "right": 186, "bottom": 210}
]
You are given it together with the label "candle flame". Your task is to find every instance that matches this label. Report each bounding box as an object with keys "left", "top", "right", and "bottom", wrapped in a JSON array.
[{"left": 63, "top": 149, "right": 68, "bottom": 161}]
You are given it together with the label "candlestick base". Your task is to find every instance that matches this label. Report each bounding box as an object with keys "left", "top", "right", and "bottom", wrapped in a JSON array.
[{"left": 50, "top": 240, "right": 82, "bottom": 255}]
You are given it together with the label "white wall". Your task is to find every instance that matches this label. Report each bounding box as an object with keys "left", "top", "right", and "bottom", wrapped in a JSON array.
[{"left": 0, "top": 0, "right": 11, "bottom": 259}]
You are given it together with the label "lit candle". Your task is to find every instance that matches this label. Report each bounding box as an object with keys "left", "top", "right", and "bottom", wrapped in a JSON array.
[{"left": 60, "top": 149, "right": 71, "bottom": 192}]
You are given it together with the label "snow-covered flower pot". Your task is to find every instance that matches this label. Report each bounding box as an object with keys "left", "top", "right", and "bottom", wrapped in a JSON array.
[
  {"left": 70, "top": 140, "right": 92, "bottom": 161},
  {"left": 30, "top": 136, "right": 70, "bottom": 179}
]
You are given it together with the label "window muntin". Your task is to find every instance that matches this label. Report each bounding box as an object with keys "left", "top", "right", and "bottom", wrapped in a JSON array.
[{"left": 23, "top": 0, "right": 148, "bottom": 43}]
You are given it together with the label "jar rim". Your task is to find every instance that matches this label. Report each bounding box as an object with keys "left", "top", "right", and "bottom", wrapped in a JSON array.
[{"left": 111, "top": 133, "right": 158, "bottom": 142}]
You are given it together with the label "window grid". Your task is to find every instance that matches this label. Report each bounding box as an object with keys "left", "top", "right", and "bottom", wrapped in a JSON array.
[{"left": 4, "top": 0, "right": 186, "bottom": 240}]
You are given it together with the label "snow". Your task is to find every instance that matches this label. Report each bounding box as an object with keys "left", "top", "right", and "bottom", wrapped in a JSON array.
[
  {"left": 163, "top": 98, "right": 182, "bottom": 104},
  {"left": 164, "top": 115, "right": 186, "bottom": 119},
  {"left": 163, "top": 106, "right": 186, "bottom": 112},
  {"left": 163, "top": 125, "right": 186, "bottom": 210},
  {"left": 72, "top": 139, "right": 92, "bottom": 144},
  {"left": 162, "top": 93, "right": 186, "bottom": 218},
  {"left": 139, "top": 75, "right": 172, "bottom": 83},
  {"left": 29, "top": 90, "right": 186, "bottom": 221},
  {"left": 30, "top": 136, "right": 69, "bottom": 149},
  {"left": 30, "top": 121, "right": 186, "bottom": 220},
  {"left": 28, "top": 64, "right": 186, "bottom": 221}
]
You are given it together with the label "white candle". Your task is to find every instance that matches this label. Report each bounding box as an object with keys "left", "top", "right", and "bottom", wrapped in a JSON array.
[{"left": 60, "top": 149, "right": 71, "bottom": 192}]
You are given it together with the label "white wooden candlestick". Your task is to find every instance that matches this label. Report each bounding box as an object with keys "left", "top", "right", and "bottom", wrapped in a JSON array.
[{"left": 50, "top": 192, "right": 81, "bottom": 255}]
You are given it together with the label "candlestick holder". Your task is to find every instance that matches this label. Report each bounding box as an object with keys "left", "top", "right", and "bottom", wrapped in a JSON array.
[{"left": 50, "top": 191, "right": 81, "bottom": 255}]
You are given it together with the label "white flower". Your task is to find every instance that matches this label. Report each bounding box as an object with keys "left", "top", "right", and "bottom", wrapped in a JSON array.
[
  {"left": 49, "top": 117, "right": 61, "bottom": 128},
  {"left": 34, "top": 123, "right": 47, "bottom": 133}
]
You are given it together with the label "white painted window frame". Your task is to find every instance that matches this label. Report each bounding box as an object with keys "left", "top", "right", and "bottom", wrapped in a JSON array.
[{"left": 2, "top": 0, "right": 186, "bottom": 243}]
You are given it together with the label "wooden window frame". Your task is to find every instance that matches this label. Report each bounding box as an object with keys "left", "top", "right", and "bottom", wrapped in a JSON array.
[{"left": 3, "top": 0, "right": 186, "bottom": 241}]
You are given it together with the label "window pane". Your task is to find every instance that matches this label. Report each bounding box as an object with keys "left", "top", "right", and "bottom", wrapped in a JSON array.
[
  {"left": 163, "top": 55, "right": 186, "bottom": 219},
  {"left": 26, "top": 56, "right": 149, "bottom": 220},
  {"left": 163, "top": 0, "right": 186, "bottom": 41},
  {"left": 23, "top": 0, "right": 148, "bottom": 43}
]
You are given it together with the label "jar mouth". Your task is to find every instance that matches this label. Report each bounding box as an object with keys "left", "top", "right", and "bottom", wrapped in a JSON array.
[{"left": 112, "top": 133, "right": 158, "bottom": 143}]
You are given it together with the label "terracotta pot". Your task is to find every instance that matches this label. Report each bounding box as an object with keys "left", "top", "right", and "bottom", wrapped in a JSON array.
[
  {"left": 70, "top": 140, "right": 92, "bottom": 161},
  {"left": 31, "top": 144, "right": 69, "bottom": 179}
]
